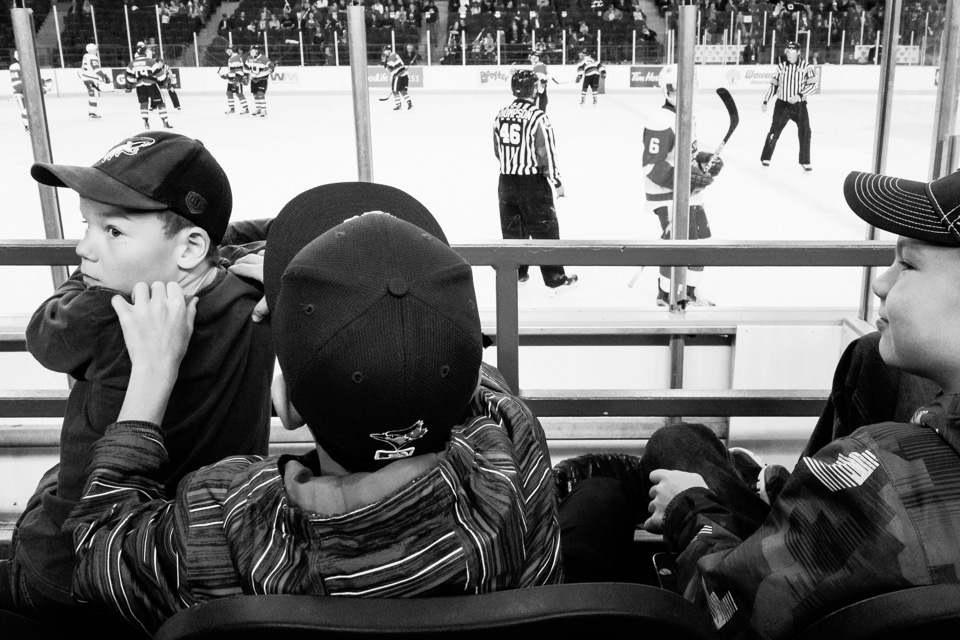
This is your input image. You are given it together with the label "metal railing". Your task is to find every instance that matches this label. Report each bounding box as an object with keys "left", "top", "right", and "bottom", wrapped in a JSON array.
[{"left": 0, "top": 239, "right": 893, "bottom": 437}]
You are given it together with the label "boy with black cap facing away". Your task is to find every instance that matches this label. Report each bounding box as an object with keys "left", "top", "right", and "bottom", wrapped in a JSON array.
[
  {"left": 620, "top": 168, "right": 960, "bottom": 639},
  {"left": 0, "top": 132, "right": 275, "bottom": 630},
  {"left": 58, "top": 182, "right": 562, "bottom": 634}
]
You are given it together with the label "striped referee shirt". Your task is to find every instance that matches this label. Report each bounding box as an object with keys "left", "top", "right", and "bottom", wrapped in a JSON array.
[
  {"left": 763, "top": 59, "right": 816, "bottom": 104},
  {"left": 492, "top": 98, "right": 562, "bottom": 187}
]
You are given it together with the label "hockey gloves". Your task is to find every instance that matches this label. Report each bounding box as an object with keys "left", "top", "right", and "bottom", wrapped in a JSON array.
[
  {"left": 696, "top": 151, "right": 724, "bottom": 176},
  {"left": 690, "top": 163, "right": 714, "bottom": 196}
]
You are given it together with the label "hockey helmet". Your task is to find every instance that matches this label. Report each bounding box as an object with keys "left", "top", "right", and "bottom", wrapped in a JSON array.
[
  {"left": 86, "top": 43, "right": 98, "bottom": 54},
  {"left": 225, "top": 46, "right": 234, "bottom": 55},
  {"left": 785, "top": 41, "right": 801, "bottom": 51},
  {"left": 249, "top": 45, "right": 259, "bottom": 55},
  {"left": 657, "top": 65, "right": 677, "bottom": 94},
  {"left": 511, "top": 68, "right": 538, "bottom": 99},
  {"left": 136, "top": 41, "right": 146, "bottom": 55}
]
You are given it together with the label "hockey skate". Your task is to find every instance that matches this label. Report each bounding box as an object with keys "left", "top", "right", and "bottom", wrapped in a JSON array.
[
  {"left": 549, "top": 274, "right": 579, "bottom": 295},
  {"left": 801, "top": 164, "right": 812, "bottom": 172},
  {"left": 656, "top": 286, "right": 671, "bottom": 307},
  {"left": 88, "top": 113, "right": 101, "bottom": 119},
  {"left": 761, "top": 160, "right": 770, "bottom": 167},
  {"left": 518, "top": 273, "right": 530, "bottom": 283},
  {"left": 240, "top": 108, "right": 250, "bottom": 115},
  {"left": 393, "top": 104, "right": 402, "bottom": 111},
  {"left": 143, "top": 119, "right": 150, "bottom": 130},
  {"left": 687, "top": 290, "right": 715, "bottom": 307},
  {"left": 592, "top": 96, "right": 597, "bottom": 105},
  {"left": 224, "top": 108, "right": 235, "bottom": 114},
  {"left": 406, "top": 100, "right": 413, "bottom": 110},
  {"left": 259, "top": 111, "right": 266, "bottom": 118},
  {"left": 162, "top": 120, "right": 173, "bottom": 129}
]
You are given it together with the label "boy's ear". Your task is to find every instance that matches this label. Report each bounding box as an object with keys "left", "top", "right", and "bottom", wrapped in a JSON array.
[
  {"left": 272, "top": 373, "right": 306, "bottom": 431},
  {"left": 177, "top": 228, "right": 212, "bottom": 270}
]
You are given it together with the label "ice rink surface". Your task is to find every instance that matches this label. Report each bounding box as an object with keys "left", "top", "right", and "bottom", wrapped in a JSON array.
[{"left": 1, "top": 84, "right": 937, "bottom": 318}]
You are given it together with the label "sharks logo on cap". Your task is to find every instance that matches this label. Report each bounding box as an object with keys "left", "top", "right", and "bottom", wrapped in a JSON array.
[
  {"left": 370, "top": 420, "right": 428, "bottom": 461},
  {"left": 100, "top": 136, "right": 155, "bottom": 163}
]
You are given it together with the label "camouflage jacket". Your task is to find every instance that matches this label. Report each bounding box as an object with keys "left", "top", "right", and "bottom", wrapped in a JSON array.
[{"left": 666, "top": 393, "right": 960, "bottom": 640}]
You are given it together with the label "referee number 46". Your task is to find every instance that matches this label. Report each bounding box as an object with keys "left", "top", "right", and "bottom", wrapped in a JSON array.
[{"left": 498, "top": 122, "right": 521, "bottom": 146}]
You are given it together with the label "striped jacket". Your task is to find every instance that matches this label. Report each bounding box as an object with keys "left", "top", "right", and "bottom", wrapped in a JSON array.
[
  {"left": 493, "top": 98, "right": 562, "bottom": 188},
  {"left": 666, "top": 393, "right": 960, "bottom": 639},
  {"left": 763, "top": 60, "right": 816, "bottom": 104},
  {"left": 65, "top": 363, "right": 562, "bottom": 635}
]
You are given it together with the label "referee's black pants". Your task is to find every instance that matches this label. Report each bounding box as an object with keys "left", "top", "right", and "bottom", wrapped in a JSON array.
[
  {"left": 760, "top": 98, "right": 811, "bottom": 165},
  {"left": 498, "top": 174, "right": 568, "bottom": 286}
]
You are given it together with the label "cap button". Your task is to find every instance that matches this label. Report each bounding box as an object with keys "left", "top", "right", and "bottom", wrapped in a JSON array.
[{"left": 388, "top": 277, "right": 408, "bottom": 297}]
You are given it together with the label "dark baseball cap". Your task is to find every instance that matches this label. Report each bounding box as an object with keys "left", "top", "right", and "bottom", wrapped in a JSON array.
[
  {"left": 31, "top": 131, "right": 232, "bottom": 243},
  {"left": 785, "top": 41, "right": 801, "bottom": 50},
  {"left": 266, "top": 183, "right": 481, "bottom": 472},
  {"left": 844, "top": 170, "right": 960, "bottom": 246}
]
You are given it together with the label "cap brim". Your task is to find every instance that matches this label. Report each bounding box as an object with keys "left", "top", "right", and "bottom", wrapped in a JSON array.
[
  {"left": 843, "top": 171, "right": 959, "bottom": 246},
  {"left": 31, "top": 163, "right": 167, "bottom": 211},
  {"left": 265, "top": 182, "right": 448, "bottom": 312}
]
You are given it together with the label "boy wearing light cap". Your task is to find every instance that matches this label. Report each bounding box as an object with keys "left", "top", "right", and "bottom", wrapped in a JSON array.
[
  {"left": 59, "top": 183, "right": 562, "bottom": 634},
  {"left": 0, "top": 132, "right": 274, "bottom": 630},
  {"left": 631, "top": 169, "right": 960, "bottom": 638}
]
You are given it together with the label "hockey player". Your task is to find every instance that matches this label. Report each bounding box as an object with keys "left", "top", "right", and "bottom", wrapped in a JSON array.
[
  {"left": 643, "top": 65, "right": 722, "bottom": 308},
  {"left": 245, "top": 45, "right": 276, "bottom": 117},
  {"left": 493, "top": 69, "right": 577, "bottom": 290},
  {"left": 9, "top": 51, "right": 28, "bottom": 131},
  {"left": 125, "top": 42, "right": 172, "bottom": 129},
  {"left": 530, "top": 52, "right": 549, "bottom": 113},
  {"left": 575, "top": 51, "right": 605, "bottom": 106},
  {"left": 221, "top": 47, "right": 250, "bottom": 114},
  {"left": 154, "top": 54, "right": 181, "bottom": 111},
  {"left": 79, "top": 43, "right": 111, "bottom": 119},
  {"left": 382, "top": 46, "right": 412, "bottom": 111},
  {"left": 761, "top": 41, "right": 816, "bottom": 170}
]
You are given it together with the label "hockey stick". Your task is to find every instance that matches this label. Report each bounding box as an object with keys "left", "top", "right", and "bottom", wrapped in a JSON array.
[
  {"left": 550, "top": 77, "right": 577, "bottom": 85},
  {"left": 627, "top": 265, "right": 645, "bottom": 288},
  {"left": 703, "top": 88, "right": 739, "bottom": 173},
  {"left": 378, "top": 93, "right": 394, "bottom": 101}
]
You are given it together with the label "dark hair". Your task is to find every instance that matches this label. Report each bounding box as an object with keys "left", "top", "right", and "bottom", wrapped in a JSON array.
[{"left": 159, "top": 211, "right": 219, "bottom": 263}]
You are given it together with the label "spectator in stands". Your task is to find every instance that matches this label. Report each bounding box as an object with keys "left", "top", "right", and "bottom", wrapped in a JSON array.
[
  {"left": 425, "top": 0, "right": 440, "bottom": 47},
  {"left": 217, "top": 12, "right": 231, "bottom": 37},
  {"left": 59, "top": 183, "right": 564, "bottom": 635},
  {"left": 743, "top": 36, "right": 758, "bottom": 63},
  {"left": 0, "top": 132, "right": 275, "bottom": 635},
  {"left": 556, "top": 167, "right": 960, "bottom": 638},
  {"left": 402, "top": 43, "right": 422, "bottom": 65}
]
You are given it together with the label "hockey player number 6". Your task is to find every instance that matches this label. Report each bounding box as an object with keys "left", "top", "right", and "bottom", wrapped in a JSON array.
[
  {"left": 499, "top": 122, "right": 521, "bottom": 146},
  {"left": 648, "top": 138, "right": 660, "bottom": 154}
]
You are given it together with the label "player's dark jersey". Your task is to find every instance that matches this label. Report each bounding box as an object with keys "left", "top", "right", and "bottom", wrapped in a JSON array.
[
  {"left": 10, "top": 61, "right": 23, "bottom": 94},
  {"left": 492, "top": 98, "right": 561, "bottom": 187},
  {"left": 227, "top": 53, "right": 248, "bottom": 83},
  {"left": 764, "top": 59, "right": 816, "bottom": 103},
  {"left": 384, "top": 52, "right": 408, "bottom": 80},
  {"left": 576, "top": 56, "right": 603, "bottom": 78},
  {"left": 125, "top": 55, "right": 165, "bottom": 88},
  {"left": 245, "top": 54, "right": 275, "bottom": 81}
]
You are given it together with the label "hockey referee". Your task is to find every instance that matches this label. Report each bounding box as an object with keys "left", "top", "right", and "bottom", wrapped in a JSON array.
[
  {"left": 493, "top": 69, "right": 577, "bottom": 289},
  {"left": 760, "top": 41, "right": 816, "bottom": 171}
]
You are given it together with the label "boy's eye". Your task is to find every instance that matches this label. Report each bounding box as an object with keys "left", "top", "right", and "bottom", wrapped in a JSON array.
[{"left": 106, "top": 227, "right": 123, "bottom": 238}]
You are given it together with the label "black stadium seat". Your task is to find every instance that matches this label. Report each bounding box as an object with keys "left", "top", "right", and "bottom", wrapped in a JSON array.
[
  {"left": 794, "top": 584, "right": 960, "bottom": 640},
  {"left": 153, "top": 583, "right": 720, "bottom": 640}
]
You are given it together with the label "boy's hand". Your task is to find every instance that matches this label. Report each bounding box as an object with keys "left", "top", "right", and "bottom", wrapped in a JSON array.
[
  {"left": 227, "top": 253, "right": 269, "bottom": 323},
  {"left": 643, "top": 469, "right": 708, "bottom": 534},
  {"left": 111, "top": 281, "right": 197, "bottom": 372}
]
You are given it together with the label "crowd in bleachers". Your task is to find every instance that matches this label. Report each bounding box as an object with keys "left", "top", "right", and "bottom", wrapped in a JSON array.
[{"left": 1, "top": 0, "right": 53, "bottom": 67}]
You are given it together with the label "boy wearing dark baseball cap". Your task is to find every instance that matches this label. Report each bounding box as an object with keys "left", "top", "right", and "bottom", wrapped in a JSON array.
[
  {"left": 0, "top": 132, "right": 275, "bottom": 632},
  {"left": 633, "top": 169, "right": 960, "bottom": 638},
  {"left": 58, "top": 182, "right": 562, "bottom": 634}
]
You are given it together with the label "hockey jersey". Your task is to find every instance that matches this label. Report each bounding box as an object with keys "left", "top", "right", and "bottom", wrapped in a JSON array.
[
  {"left": 383, "top": 52, "right": 408, "bottom": 80},
  {"left": 80, "top": 52, "right": 109, "bottom": 85},
  {"left": 642, "top": 101, "right": 702, "bottom": 205},
  {"left": 125, "top": 55, "right": 165, "bottom": 88},
  {"left": 227, "top": 52, "right": 248, "bottom": 83},
  {"left": 245, "top": 54, "right": 275, "bottom": 81},
  {"left": 9, "top": 61, "right": 23, "bottom": 94},
  {"left": 576, "top": 56, "right": 604, "bottom": 79},
  {"left": 532, "top": 61, "right": 548, "bottom": 90}
]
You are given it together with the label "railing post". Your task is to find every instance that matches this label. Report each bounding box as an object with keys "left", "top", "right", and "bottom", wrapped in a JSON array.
[
  {"left": 52, "top": 6, "right": 64, "bottom": 68},
  {"left": 494, "top": 264, "right": 521, "bottom": 394},
  {"left": 91, "top": 4, "right": 99, "bottom": 47},
  {"left": 299, "top": 29, "right": 305, "bottom": 66},
  {"left": 860, "top": 0, "right": 902, "bottom": 323},
  {"left": 156, "top": 5, "right": 165, "bottom": 59},
  {"left": 194, "top": 32, "right": 199, "bottom": 67},
  {"left": 11, "top": 8, "right": 67, "bottom": 289},
  {"left": 929, "top": 0, "right": 960, "bottom": 180},
  {"left": 347, "top": 5, "right": 374, "bottom": 182},
  {"left": 124, "top": 3, "right": 133, "bottom": 61}
]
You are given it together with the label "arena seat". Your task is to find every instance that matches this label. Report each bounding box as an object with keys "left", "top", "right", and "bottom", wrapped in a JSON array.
[
  {"left": 0, "top": 609, "right": 69, "bottom": 640},
  {"left": 152, "top": 583, "right": 719, "bottom": 640},
  {"left": 793, "top": 584, "right": 960, "bottom": 640}
]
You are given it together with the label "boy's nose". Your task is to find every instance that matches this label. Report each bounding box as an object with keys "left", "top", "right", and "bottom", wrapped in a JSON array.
[{"left": 75, "top": 234, "right": 95, "bottom": 261}]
